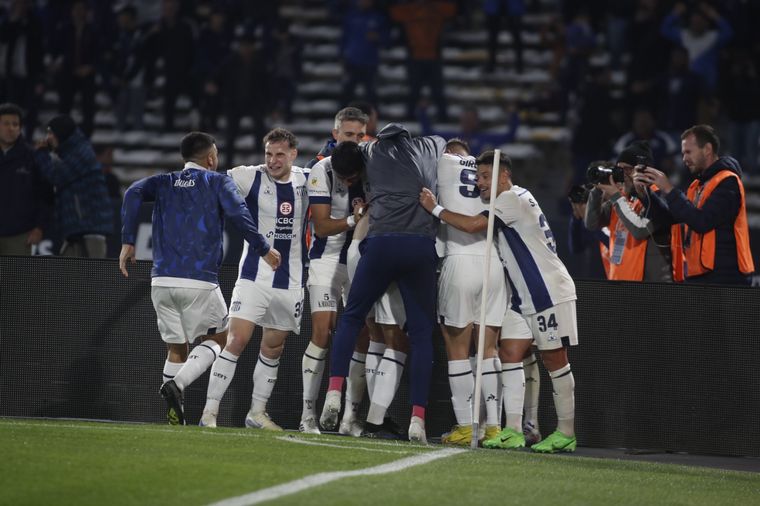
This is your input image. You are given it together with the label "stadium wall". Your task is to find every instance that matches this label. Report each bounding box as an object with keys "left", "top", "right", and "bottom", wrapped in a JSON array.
[{"left": 2, "top": 256, "right": 758, "bottom": 457}]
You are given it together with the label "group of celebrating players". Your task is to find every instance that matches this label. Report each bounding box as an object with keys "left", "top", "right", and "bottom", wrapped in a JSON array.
[{"left": 119, "top": 105, "right": 579, "bottom": 454}]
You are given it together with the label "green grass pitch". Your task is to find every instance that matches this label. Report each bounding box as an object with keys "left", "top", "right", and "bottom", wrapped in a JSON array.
[{"left": 2, "top": 419, "right": 758, "bottom": 506}]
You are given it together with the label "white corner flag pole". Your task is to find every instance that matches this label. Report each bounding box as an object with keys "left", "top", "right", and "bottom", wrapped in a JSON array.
[{"left": 471, "top": 149, "right": 501, "bottom": 449}]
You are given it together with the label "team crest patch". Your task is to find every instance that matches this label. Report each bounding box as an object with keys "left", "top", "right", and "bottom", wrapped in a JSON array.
[
  {"left": 280, "top": 202, "right": 293, "bottom": 215},
  {"left": 310, "top": 177, "right": 319, "bottom": 187}
]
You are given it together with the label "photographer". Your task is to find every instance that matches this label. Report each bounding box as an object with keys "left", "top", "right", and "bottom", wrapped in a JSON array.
[
  {"left": 567, "top": 182, "right": 610, "bottom": 279},
  {"left": 584, "top": 141, "right": 674, "bottom": 282}
]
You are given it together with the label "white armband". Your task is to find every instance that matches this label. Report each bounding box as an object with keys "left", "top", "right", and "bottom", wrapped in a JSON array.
[
  {"left": 432, "top": 205, "right": 445, "bottom": 219},
  {"left": 346, "top": 215, "right": 356, "bottom": 229}
]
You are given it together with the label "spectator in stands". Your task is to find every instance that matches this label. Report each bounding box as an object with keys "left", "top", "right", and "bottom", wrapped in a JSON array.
[
  {"left": 51, "top": 0, "right": 99, "bottom": 138},
  {"left": 270, "top": 20, "right": 302, "bottom": 123},
  {"left": 0, "top": 0, "right": 45, "bottom": 139},
  {"left": 196, "top": 8, "right": 231, "bottom": 132},
  {"left": 146, "top": 0, "right": 196, "bottom": 131},
  {"left": 558, "top": 8, "right": 595, "bottom": 121},
  {"left": 207, "top": 30, "right": 269, "bottom": 165},
  {"left": 638, "top": 125, "right": 754, "bottom": 285},
  {"left": 36, "top": 115, "right": 113, "bottom": 258},
  {"left": 613, "top": 108, "right": 678, "bottom": 178},
  {"left": 585, "top": 142, "right": 675, "bottom": 282},
  {"left": 111, "top": 4, "right": 148, "bottom": 132},
  {"left": 660, "top": 2, "right": 733, "bottom": 94},
  {"left": 390, "top": 0, "right": 456, "bottom": 122},
  {"left": 341, "top": 0, "right": 387, "bottom": 107},
  {"left": 719, "top": 48, "right": 760, "bottom": 176},
  {"left": 417, "top": 102, "right": 519, "bottom": 156},
  {"left": 483, "top": 0, "right": 525, "bottom": 73},
  {"left": 652, "top": 46, "right": 701, "bottom": 136},
  {"left": 0, "top": 103, "right": 50, "bottom": 255},
  {"left": 625, "top": 0, "right": 672, "bottom": 113}
]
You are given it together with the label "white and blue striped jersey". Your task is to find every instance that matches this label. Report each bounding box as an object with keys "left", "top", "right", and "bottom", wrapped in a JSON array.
[
  {"left": 491, "top": 185, "right": 576, "bottom": 315},
  {"left": 436, "top": 152, "right": 496, "bottom": 257},
  {"left": 307, "top": 156, "right": 367, "bottom": 264},
  {"left": 228, "top": 164, "right": 309, "bottom": 289}
]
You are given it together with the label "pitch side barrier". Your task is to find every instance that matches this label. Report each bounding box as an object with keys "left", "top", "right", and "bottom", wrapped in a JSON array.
[{"left": 2, "top": 256, "right": 758, "bottom": 457}]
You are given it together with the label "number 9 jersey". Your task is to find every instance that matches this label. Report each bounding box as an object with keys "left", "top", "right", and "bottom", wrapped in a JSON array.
[{"left": 492, "top": 186, "right": 576, "bottom": 315}]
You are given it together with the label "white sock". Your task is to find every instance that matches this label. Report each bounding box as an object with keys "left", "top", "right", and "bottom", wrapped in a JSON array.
[
  {"left": 366, "top": 349, "right": 406, "bottom": 424},
  {"left": 344, "top": 352, "right": 367, "bottom": 422},
  {"left": 523, "top": 353, "right": 541, "bottom": 431},
  {"left": 204, "top": 349, "right": 238, "bottom": 415},
  {"left": 493, "top": 357, "right": 503, "bottom": 425},
  {"left": 502, "top": 362, "right": 525, "bottom": 431},
  {"left": 301, "top": 342, "right": 327, "bottom": 419},
  {"left": 174, "top": 341, "right": 221, "bottom": 391},
  {"left": 481, "top": 359, "right": 500, "bottom": 426},
  {"left": 447, "top": 359, "right": 473, "bottom": 426},
  {"left": 162, "top": 360, "right": 184, "bottom": 385},
  {"left": 469, "top": 356, "right": 486, "bottom": 425},
  {"left": 251, "top": 353, "right": 280, "bottom": 414},
  {"left": 365, "top": 341, "right": 386, "bottom": 399},
  {"left": 550, "top": 364, "right": 575, "bottom": 437}
]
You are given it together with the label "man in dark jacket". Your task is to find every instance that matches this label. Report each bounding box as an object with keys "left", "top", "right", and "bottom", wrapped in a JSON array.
[
  {"left": 36, "top": 115, "right": 113, "bottom": 258},
  {"left": 0, "top": 103, "right": 49, "bottom": 255},
  {"left": 639, "top": 125, "right": 754, "bottom": 285}
]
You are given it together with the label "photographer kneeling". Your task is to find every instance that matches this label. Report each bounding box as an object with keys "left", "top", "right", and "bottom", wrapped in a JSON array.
[{"left": 584, "top": 141, "right": 674, "bottom": 282}]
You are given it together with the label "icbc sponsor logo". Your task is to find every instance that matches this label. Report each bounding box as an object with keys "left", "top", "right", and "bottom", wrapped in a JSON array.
[{"left": 280, "top": 202, "right": 293, "bottom": 215}]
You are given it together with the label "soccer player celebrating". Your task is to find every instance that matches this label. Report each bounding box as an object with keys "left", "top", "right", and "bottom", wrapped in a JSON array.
[
  {"left": 435, "top": 139, "right": 507, "bottom": 445},
  {"left": 197, "top": 128, "right": 309, "bottom": 429},
  {"left": 120, "top": 132, "right": 280, "bottom": 426},
  {"left": 301, "top": 107, "right": 370, "bottom": 435},
  {"left": 420, "top": 150, "right": 578, "bottom": 453}
]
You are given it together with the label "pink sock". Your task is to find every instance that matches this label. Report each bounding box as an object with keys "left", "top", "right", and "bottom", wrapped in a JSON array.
[
  {"left": 412, "top": 405, "right": 425, "bottom": 420},
  {"left": 328, "top": 376, "right": 344, "bottom": 392}
]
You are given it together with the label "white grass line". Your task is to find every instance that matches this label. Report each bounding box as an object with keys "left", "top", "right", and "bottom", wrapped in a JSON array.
[
  {"left": 207, "top": 448, "right": 466, "bottom": 506},
  {"left": 275, "top": 435, "right": 413, "bottom": 454},
  {"left": 1, "top": 420, "right": 262, "bottom": 439}
]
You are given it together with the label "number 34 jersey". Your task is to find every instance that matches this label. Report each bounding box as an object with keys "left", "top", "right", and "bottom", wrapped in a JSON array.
[
  {"left": 492, "top": 185, "right": 576, "bottom": 315},
  {"left": 436, "top": 152, "right": 491, "bottom": 256},
  {"left": 228, "top": 164, "right": 309, "bottom": 290}
]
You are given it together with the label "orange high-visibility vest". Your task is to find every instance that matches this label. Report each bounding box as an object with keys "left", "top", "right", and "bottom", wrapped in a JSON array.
[
  {"left": 670, "top": 170, "right": 754, "bottom": 279},
  {"left": 607, "top": 198, "right": 647, "bottom": 281}
]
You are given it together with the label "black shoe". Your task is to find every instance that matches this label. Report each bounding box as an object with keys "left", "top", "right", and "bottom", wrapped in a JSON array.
[
  {"left": 382, "top": 416, "right": 407, "bottom": 439},
  {"left": 362, "top": 421, "right": 402, "bottom": 440},
  {"left": 160, "top": 380, "right": 185, "bottom": 426}
]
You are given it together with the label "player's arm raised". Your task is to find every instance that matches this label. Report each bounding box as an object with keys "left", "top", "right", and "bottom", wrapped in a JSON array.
[{"left": 419, "top": 187, "right": 488, "bottom": 234}]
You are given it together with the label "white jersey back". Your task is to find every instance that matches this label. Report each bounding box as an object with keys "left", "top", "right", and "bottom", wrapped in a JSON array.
[
  {"left": 229, "top": 164, "right": 308, "bottom": 289},
  {"left": 437, "top": 152, "right": 493, "bottom": 256},
  {"left": 307, "top": 156, "right": 368, "bottom": 264},
  {"left": 493, "top": 185, "right": 576, "bottom": 315}
]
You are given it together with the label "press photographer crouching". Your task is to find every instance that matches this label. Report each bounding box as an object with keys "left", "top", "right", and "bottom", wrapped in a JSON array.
[{"left": 584, "top": 141, "right": 674, "bottom": 282}]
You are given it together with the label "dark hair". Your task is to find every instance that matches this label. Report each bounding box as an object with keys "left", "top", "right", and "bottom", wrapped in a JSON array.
[
  {"left": 476, "top": 150, "right": 512, "bottom": 173},
  {"left": 180, "top": 132, "right": 216, "bottom": 160},
  {"left": 0, "top": 103, "right": 24, "bottom": 123},
  {"left": 263, "top": 128, "right": 298, "bottom": 148},
  {"left": 331, "top": 141, "right": 365, "bottom": 178},
  {"left": 445, "top": 138, "right": 470, "bottom": 155},
  {"left": 681, "top": 124, "right": 720, "bottom": 154}
]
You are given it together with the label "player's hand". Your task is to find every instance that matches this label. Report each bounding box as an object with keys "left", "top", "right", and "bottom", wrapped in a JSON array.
[
  {"left": 635, "top": 167, "right": 673, "bottom": 194},
  {"left": 596, "top": 176, "right": 620, "bottom": 200},
  {"left": 419, "top": 187, "right": 437, "bottom": 212},
  {"left": 119, "top": 244, "right": 136, "bottom": 277},
  {"left": 263, "top": 248, "right": 282, "bottom": 270},
  {"left": 26, "top": 227, "right": 43, "bottom": 245},
  {"left": 353, "top": 203, "right": 368, "bottom": 222}
]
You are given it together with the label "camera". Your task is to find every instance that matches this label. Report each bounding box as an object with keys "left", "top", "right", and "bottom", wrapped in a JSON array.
[
  {"left": 568, "top": 184, "right": 591, "bottom": 204},
  {"left": 634, "top": 155, "right": 649, "bottom": 173},
  {"left": 587, "top": 161, "right": 624, "bottom": 185}
]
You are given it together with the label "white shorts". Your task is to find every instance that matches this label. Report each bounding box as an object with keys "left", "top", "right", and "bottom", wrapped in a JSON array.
[
  {"left": 438, "top": 255, "right": 507, "bottom": 328},
  {"left": 374, "top": 282, "right": 406, "bottom": 327},
  {"left": 229, "top": 279, "right": 304, "bottom": 334},
  {"left": 151, "top": 286, "right": 229, "bottom": 345},
  {"left": 308, "top": 258, "right": 349, "bottom": 313},
  {"left": 501, "top": 301, "right": 578, "bottom": 351}
]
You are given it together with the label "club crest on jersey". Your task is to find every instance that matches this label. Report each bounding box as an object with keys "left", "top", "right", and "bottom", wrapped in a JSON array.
[
  {"left": 310, "top": 177, "right": 319, "bottom": 187},
  {"left": 280, "top": 202, "right": 293, "bottom": 215}
]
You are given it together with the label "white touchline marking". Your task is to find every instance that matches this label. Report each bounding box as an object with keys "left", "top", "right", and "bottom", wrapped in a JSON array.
[
  {"left": 207, "top": 448, "right": 466, "bottom": 506},
  {"left": 275, "top": 435, "right": 414, "bottom": 454},
  {"left": 1, "top": 420, "right": 262, "bottom": 439}
]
